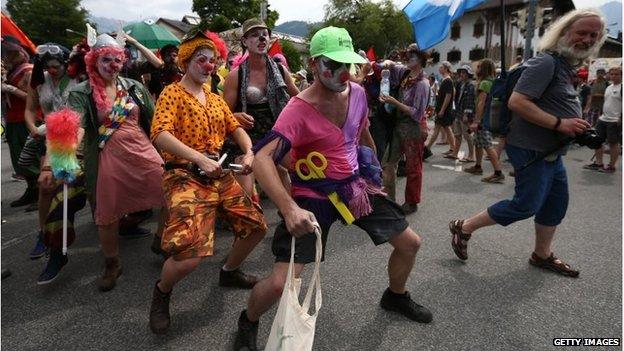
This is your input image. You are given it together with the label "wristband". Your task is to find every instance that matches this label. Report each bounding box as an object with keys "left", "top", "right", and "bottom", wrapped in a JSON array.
[
  {"left": 41, "top": 166, "right": 52, "bottom": 172},
  {"left": 553, "top": 118, "right": 562, "bottom": 131}
]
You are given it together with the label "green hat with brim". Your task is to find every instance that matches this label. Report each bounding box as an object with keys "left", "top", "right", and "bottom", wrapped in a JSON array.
[{"left": 310, "top": 27, "right": 367, "bottom": 64}]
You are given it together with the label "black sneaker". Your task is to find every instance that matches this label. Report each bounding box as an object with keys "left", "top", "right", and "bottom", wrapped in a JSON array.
[
  {"left": 423, "top": 146, "right": 433, "bottom": 160},
  {"left": 234, "top": 310, "right": 258, "bottom": 351},
  {"left": 380, "top": 288, "right": 432, "bottom": 323},
  {"left": 37, "top": 249, "right": 68, "bottom": 285}
]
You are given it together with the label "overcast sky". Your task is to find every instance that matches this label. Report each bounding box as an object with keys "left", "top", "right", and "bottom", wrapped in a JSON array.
[{"left": 0, "top": 0, "right": 618, "bottom": 24}]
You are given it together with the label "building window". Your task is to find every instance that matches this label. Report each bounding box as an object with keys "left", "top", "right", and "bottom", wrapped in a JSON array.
[
  {"left": 451, "top": 21, "right": 461, "bottom": 40},
  {"left": 447, "top": 49, "right": 461, "bottom": 63},
  {"left": 473, "top": 17, "right": 484, "bottom": 38},
  {"left": 493, "top": 19, "right": 501, "bottom": 36},
  {"left": 469, "top": 47, "right": 485, "bottom": 61},
  {"left": 430, "top": 50, "right": 440, "bottom": 64}
]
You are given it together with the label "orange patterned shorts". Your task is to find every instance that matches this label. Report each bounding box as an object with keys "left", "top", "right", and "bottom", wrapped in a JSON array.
[{"left": 161, "top": 169, "right": 267, "bottom": 260}]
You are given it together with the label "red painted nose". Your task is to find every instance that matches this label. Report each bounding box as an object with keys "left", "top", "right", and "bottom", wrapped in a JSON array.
[
  {"left": 339, "top": 71, "right": 350, "bottom": 83},
  {"left": 202, "top": 62, "right": 215, "bottom": 73}
]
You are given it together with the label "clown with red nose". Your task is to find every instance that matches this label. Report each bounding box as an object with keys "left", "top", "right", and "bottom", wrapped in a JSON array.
[{"left": 148, "top": 30, "right": 268, "bottom": 335}]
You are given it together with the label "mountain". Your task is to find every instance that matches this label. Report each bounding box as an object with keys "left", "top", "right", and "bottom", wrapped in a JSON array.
[
  {"left": 599, "top": 1, "right": 622, "bottom": 38},
  {"left": 89, "top": 15, "right": 128, "bottom": 34},
  {"left": 274, "top": 21, "right": 319, "bottom": 37}
]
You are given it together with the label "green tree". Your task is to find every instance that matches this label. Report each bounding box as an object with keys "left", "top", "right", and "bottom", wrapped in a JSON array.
[
  {"left": 310, "top": 0, "right": 413, "bottom": 58},
  {"left": 280, "top": 40, "right": 302, "bottom": 72},
  {"left": 193, "top": 0, "right": 279, "bottom": 33},
  {"left": 6, "top": 0, "right": 90, "bottom": 48}
]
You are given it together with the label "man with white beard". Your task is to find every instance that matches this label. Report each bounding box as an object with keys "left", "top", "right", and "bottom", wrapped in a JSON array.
[{"left": 448, "top": 9, "right": 607, "bottom": 278}]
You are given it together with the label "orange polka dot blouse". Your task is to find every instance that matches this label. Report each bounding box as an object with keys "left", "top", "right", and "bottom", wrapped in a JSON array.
[{"left": 151, "top": 83, "right": 240, "bottom": 163}]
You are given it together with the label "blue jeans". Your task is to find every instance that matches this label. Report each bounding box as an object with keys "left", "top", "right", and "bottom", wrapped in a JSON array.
[{"left": 488, "top": 144, "right": 569, "bottom": 227}]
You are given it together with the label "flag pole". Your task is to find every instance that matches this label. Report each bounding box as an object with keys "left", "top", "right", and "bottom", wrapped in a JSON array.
[{"left": 500, "top": 0, "right": 506, "bottom": 76}]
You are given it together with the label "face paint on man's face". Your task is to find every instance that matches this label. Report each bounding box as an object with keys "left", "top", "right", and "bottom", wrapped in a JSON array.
[
  {"left": 316, "top": 57, "right": 351, "bottom": 92},
  {"left": 97, "top": 55, "right": 123, "bottom": 82},
  {"left": 187, "top": 48, "right": 215, "bottom": 83},
  {"left": 244, "top": 28, "right": 270, "bottom": 54}
]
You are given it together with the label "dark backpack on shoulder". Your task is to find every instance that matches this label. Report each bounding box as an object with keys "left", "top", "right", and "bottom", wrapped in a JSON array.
[{"left": 487, "top": 52, "right": 561, "bottom": 135}]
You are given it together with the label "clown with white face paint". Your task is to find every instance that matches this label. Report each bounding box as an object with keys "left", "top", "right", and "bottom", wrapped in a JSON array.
[
  {"left": 149, "top": 30, "right": 268, "bottom": 335},
  {"left": 315, "top": 56, "right": 351, "bottom": 92},
  {"left": 66, "top": 24, "right": 165, "bottom": 292},
  {"left": 243, "top": 28, "right": 270, "bottom": 55},
  {"left": 185, "top": 47, "right": 216, "bottom": 84},
  {"left": 235, "top": 27, "right": 433, "bottom": 351},
  {"left": 96, "top": 54, "right": 124, "bottom": 82},
  {"left": 223, "top": 18, "right": 300, "bottom": 200}
]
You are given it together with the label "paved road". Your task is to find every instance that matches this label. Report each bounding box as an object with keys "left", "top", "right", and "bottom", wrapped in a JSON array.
[{"left": 1, "top": 140, "right": 621, "bottom": 351}]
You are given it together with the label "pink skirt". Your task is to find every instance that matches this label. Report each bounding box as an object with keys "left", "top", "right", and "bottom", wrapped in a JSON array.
[{"left": 94, "top": 116, "right": 164, "bottom": 226}]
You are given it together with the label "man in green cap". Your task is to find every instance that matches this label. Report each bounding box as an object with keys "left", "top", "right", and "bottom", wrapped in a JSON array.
[{"left": 234, "top": 26, "right": 432, "bottom": 350}]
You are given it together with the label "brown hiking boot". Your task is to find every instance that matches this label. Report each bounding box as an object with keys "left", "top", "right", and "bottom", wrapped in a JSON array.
[
  {"left": 219, "top": 268, "right": 258, "bottom": 289},
  {"left": 96, "top": 256, "right": 122, "bottom": 292},
  {"left": 149, "top": 281, "right": 172, "bottom": 334}
]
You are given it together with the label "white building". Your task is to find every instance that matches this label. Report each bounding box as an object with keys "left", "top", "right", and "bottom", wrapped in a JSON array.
[{"left": 424, "top": 0, "right": 576, "bottom": 76}]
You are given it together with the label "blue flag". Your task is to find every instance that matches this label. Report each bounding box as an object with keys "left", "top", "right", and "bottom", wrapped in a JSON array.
[{"left": 403, "top": 0, "right": 486, "bottom": 50}]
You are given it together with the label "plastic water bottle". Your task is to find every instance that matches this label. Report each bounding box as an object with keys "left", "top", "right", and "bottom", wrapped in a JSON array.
[
  {"left": 380, "top": 69, "right": 390, "bottom": 96},
  {"left": 380, "top": 69, "right": 393, "bottom": 113}
]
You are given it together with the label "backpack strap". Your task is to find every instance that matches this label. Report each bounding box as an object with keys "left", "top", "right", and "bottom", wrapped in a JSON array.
[{"left": 543, "top": 51, "right": 562, "bottom": 93}]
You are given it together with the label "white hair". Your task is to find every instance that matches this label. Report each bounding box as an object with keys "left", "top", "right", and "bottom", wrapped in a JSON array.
[{"left": 537, "top": 8, "right": 607, "bottom": 55}]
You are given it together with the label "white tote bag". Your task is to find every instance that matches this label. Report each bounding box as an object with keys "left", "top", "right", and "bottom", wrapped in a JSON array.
[{"left": 265, "top": 226, "right": 323, "bottom": 351}]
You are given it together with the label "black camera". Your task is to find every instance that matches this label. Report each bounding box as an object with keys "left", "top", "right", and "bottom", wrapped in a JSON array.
[{"left": 573, "top": 128, "right": 604, "bottom": 150}]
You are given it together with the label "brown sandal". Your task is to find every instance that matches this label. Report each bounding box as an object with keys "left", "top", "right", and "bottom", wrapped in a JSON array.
[
  {"left": 529, "top": 252, "right": 579, "bottom": 278},
  {"left": 449, "top": 220, "right": 471, "bottom": 261}
]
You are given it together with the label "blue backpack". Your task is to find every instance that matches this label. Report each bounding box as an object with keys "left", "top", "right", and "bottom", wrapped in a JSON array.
[{"left": 487, "top": 52, "right": 561, "bottom": 135}]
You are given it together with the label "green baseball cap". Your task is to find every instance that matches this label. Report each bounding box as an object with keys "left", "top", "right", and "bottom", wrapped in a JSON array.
[{"left": 310, "top": 27, "right": 367, "bottom": 64}]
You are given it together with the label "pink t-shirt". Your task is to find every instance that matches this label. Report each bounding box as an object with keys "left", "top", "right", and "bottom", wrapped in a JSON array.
[{"left": 272, "top": 82, "right": 369, "bottom": 198}]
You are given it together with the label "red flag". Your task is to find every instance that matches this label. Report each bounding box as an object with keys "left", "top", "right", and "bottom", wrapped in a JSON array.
[
  {"left": 1, "top": 12, "right": 36, "bottom": 54},
  {"left": 268, "top": 39, "right": 283, "bottom": 56},
  {"left": 366, "top": 46, "right": 376, "bottom": 62}
]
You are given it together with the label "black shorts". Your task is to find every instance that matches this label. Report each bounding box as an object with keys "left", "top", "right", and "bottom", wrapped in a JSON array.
[
  {"left": 435, "top": 111, "right": 454, "bottom": 127},
  {"left": 272, "top": 194, "right": 409, "bottom": 264},
  {"left": 595, "top": 119, "right": 622, "bottom": 144}
]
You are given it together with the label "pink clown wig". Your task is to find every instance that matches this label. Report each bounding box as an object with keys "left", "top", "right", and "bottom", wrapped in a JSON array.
[{"left": 84, "top": 46, "right": 126, "bottom": 113}]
